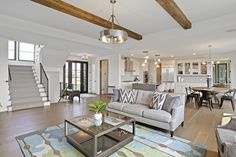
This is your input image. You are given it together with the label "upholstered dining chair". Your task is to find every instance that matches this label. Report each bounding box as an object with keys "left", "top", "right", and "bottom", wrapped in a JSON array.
[
  {"left": 216, "top": 116, "right": 236, "bottom": 157},
  {"left": 200, "top": 90, "right": 213, "bottom": 110},
  {"left": 185, "top": 87, "right": 200, "bottom": 108},
  {"left": 220, "top": 89, "right": 236, "bottom": 111}
]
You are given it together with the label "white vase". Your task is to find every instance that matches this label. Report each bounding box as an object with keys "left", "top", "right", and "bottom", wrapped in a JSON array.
[
  {"left": 95, "top": 119, "right": 103, "bottom": 126},
  {"left": 94, "top": 113, "right": 102, "bottom": 120}
]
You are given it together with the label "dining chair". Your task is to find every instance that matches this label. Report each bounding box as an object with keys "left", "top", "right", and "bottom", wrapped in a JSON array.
[
  {"left": 185, "top": 87, "right": 200, "bottom": 108},
  {"left": 164, "top": 83, "right": 171, "bottom": 92},
  {"left": 220, "top": 89, "right": 236, "bottom": 111},
  {"left": 200, "top": 90, "right": 213, "bottom": 110},
  {"left": 169, "top": 83, "right": 175, "bottom": 93},
  {"left": 156, "top": 83, "right": 165, "bottom": 92}
]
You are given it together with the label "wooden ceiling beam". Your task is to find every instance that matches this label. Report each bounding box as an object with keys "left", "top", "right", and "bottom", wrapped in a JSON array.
[
  {"left": 31, "top": 0, "right": 142, "bottom": 40},
  {"left": 155, "top": 0, "right": 192, "bottom": 29}
]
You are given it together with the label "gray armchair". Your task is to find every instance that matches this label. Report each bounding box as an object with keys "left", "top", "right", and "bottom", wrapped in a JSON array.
[
  {"left": 220, "top": 89, "right": 236, "bottom": 111},
  {"left": 216, "top": 116, "right": 236, "bottom": 157}
]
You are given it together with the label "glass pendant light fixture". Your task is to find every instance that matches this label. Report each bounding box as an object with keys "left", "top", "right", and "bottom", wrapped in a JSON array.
[
  {"left": 99, "top": 0, "right": 128, "bottom": 44},
  {"left": 208, "top": 45, "right": 214, "bottom": 64}
]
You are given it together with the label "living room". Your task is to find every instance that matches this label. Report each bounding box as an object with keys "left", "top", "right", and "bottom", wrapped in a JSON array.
[{"left": 0, "top": 0, "right": 236, "bottom": 157}]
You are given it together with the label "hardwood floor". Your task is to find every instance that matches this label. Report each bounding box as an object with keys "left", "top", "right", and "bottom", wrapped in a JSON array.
[{"left": 0, "top": 95, "right": 235, "bottom": 157}]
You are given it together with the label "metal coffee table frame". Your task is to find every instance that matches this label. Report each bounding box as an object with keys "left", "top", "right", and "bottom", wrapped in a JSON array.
[{"left": 64, "top": 114, "right": 135, "bottom": 157}]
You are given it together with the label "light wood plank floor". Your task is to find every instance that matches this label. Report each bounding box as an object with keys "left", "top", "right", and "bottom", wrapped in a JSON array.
[{"left": 0, "top": 95, "right": 235, "bottom": 157}]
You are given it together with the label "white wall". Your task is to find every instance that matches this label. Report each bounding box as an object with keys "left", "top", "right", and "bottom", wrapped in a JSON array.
[
  {"left": 148, "top": 61, "right": 157, "bottom": 84},
  {"left": 0, "top": 38, "right": 10, "bottom": 112},
  {"left": 47, "top": 71, "right": 60, "bottom": 103},
  {"left": 228, "top": 53, "right": 236, "bottom": 89},
  {"left": 93, "top": 53, "right": 121, "bottom": 94},
  {"left": 41, "top": 48, "right": 69, "bottom": 103}
]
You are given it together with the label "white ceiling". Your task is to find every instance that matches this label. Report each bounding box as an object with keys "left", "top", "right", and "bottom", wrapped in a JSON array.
[{"left": 0, "top": 0, "right": 236, "bottom": 58}]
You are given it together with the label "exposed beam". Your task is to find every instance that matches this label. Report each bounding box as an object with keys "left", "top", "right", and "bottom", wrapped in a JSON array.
[
  {"left": 155, "top": 0, "right": 192, "bottom": 29},
  {"left": 31, "top": 0, "right": 142, "bottom": 40}
]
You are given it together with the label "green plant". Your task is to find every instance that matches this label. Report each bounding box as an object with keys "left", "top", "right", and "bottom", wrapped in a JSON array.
[{"left": 88, "top": 100, "right": 106, "bottom": 113}]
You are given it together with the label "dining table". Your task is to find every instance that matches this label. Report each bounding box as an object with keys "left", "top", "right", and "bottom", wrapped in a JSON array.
[
  {"left": 192, "top": 87, "right": 229, "bottom": 94},
  {"left": 192, "top": 87, "right": 230, "bottom": 109}
]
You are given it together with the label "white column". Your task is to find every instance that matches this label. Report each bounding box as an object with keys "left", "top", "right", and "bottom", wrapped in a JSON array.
[{"left": 0, "top": 38, "right": 10, "bottom": 112}]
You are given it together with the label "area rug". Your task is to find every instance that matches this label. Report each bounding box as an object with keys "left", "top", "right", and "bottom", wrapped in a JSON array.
[{"left": 16, "top": 124, "right": 206, "bottom": 157}]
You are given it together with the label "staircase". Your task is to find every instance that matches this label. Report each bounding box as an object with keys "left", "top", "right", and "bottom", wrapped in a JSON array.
[{"left": 8, "top": 65, "right": 48, "bottom": 111}]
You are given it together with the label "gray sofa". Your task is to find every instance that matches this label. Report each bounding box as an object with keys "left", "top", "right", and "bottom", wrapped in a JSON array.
[
  {"left": 107, "top": 90, "right": 185, "bottom": 137},
  {"left": 216, "top": 116, "right": 236, "bottom": 157}
]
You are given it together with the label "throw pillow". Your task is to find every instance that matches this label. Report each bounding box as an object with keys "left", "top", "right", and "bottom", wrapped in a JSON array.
[
  {"left": 119, "top": 89, "right": 135, "bottom": 104},
  {"left": 162, "top": 94, "right": 180, "bottom": 113},
  {"left": 136, "top": 90, "right": 154, "bottom": 106},
  {"left": 150, "top": 92, "right": 167, "bottom": 110},
  {"left": 112, "top": 89, "right": 121, "bottom": 102}
]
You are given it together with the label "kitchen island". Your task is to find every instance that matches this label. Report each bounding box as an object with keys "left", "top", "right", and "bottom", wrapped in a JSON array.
[{"left": 132, "top": 83, "right": 156, "bottom": 91}]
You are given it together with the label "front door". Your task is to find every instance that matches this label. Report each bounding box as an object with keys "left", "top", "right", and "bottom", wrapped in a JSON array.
[{"left": 64, "top": 61, "right": 88, "bottom": 93}]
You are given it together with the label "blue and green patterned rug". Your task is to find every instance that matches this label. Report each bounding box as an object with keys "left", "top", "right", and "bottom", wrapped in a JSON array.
[{"left": 16, "top": 124, "right": 206, "bottom": 157}]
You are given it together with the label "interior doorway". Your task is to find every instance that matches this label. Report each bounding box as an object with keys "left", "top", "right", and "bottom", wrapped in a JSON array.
[
  {"left": 156, "top": 64, "right": 162, "bottom": 85},
  {"left": 100, "top": 60, "right": 109, "bottom": 95}
]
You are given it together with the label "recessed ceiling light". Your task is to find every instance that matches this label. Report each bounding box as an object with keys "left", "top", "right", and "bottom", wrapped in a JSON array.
[
  {"left": 193, "top": 53, "right": 196, "bottom": 55},
  {"left": 157, "top": 58, "right": 161, "bottom": 62},
  {"left": 130, "top": 54, "right": 134, "bottom": 57},
  {"left": 144, "top": 56, "right": 149, "bottom": 59},
  {"left": 170, "top": 55, "right": 174, "bottom": 58}
]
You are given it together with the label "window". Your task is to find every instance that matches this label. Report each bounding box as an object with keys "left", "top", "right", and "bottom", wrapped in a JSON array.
[
  {"left": 8, "top": 40, "right": 16, "bottom": 60},
  {"left": 18, "top": 42, "right": 35, "bottom": 61},
  {"left": 8, "top": 41, "right": 36, "bottom": 62}
]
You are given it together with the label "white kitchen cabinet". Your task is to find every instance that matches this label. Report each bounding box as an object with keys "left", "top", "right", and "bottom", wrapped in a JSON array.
[
  {"left": 133, "top": 61, "right": 140, "bottom": 75},
  {"left": 177, "top": 61, "right": 209, "bottom": 75},
  {"left": 120, "top": 59, "right": 125, "bottom": 75}
]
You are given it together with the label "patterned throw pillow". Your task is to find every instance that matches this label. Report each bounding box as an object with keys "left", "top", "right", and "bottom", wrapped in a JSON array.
[
  {"left": 119, "top": 89, "right": 135, "bottom": 104},
  {"left": 150, "top": 92, "right": 167, "bottom": 110}
]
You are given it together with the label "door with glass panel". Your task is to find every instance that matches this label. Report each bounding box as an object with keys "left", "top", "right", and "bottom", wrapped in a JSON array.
[{"left": 64, "top": 61, "right": 88, "bottom": 93}]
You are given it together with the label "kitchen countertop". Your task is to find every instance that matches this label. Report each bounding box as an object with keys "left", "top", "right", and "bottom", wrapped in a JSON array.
[{"left": 122, "top": 81, "right": 141, "bottom": 83}]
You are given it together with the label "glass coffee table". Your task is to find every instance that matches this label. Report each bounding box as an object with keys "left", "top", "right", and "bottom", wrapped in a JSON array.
[{"left": 64, "top": 113, "right": 135, "bottom": 157}]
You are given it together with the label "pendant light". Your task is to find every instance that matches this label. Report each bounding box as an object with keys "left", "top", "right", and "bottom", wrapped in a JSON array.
[
  {"left": 99, "top": 0, "right": 128, "bottom": 44},
  {"left": 208, "top": 45, "right": 214, "bottom": 64}
]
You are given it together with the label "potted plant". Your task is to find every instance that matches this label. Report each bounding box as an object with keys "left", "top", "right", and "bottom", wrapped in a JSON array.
[{"left": 88, "top": 100, "right": 106, "bottom": 120}]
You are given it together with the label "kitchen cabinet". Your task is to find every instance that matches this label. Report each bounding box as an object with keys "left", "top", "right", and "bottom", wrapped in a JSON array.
[
  {"left": 120, "top": 59, "right": 125, "bottom": 75},
  {"left": 201, "top": 62, "right": 207, "bottom": 74},
  {"left": 192, "top": 62, "right": 199, "bottom": 74},
  {"left": 178, "top": 63, "right": 183, "bottom": 74},
  {"left": 177, "top": 61, "right": 208, "bottom": 75},
  {"left": 133, "top": 61, "right": 140, "bottom": 75},
  {"left": 185, "top": 63, "right": 191, "bottom": 74}
]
